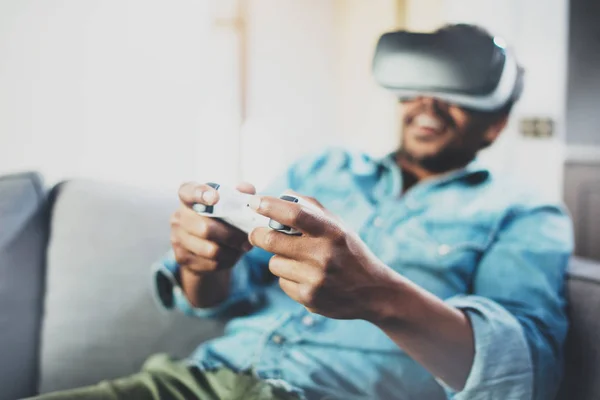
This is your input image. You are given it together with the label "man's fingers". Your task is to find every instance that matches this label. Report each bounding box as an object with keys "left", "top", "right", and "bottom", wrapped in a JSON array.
[
  {"left": 179, "top": 181, "right": 256, "bottom": 206},
  {"left": 278, "top": 278, "right": 316, "bottom": 312},
  {"left": 172, "top": 244, "right": 220, "bottom": 273},
  {"left": 249, "top": 227, "right": 317, "bottom": 260},
  {"left": 278, "top": 277, "right": 302, "bottom": 303},
  {"left": 171, "top": 228, "right": 217, "bottom": 258},
  {"left": 178, "top": 182, "right": 220, "bottom": 207},
  {"left": 171, "top": 227, "right": 242, "bottom": 264},
  {"left": 248, "top": 195, "right": 334, "bottom": 237},
  {"left": 235, "top": 181, "right": 256, "bottom": 195},
  {"left": 269, "top": 255, "right": 320, "bottom": 284},
  {"left": 177, "top": 206, "right": 251, "bottom": 251}
]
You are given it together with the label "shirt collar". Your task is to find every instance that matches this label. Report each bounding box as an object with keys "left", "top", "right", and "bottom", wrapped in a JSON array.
[{"left": 376, "top": 151, "right": 491, "bottom": 198}]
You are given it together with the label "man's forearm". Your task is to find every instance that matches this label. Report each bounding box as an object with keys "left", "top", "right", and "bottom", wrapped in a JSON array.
[
  {"left": 369, "top": 272, "right": 475, "bottom": 391},
  {"left": 179, "top": 267, "right": 232, "bottom": 308}
]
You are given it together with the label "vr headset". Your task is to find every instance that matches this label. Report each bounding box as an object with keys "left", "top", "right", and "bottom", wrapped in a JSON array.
[{"left": 372, "top": 27, "right": 524, "bottom": 112}]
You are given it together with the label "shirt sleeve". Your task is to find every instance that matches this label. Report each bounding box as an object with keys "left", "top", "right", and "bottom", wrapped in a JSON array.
[
  {"left": 151, "top": 247, "right": 272, "bottom": 318},
  {"left": 441, "top": 204, "right": 573, "bottom": 400},
  {"left": 150, "top": 148, "right": 345, "bottom": 319}
]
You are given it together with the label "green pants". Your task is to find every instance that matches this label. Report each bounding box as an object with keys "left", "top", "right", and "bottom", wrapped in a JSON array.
[{"left": 29, "top": 354, "right": 302, "bottom": 400}]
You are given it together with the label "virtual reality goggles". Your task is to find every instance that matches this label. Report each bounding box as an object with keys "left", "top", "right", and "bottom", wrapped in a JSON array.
[{"left": 372, "top": 27, "right": 525, "bottom": 112}]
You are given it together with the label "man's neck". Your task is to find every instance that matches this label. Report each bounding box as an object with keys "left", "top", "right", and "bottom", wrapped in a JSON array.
[
  {"left": 396, "top": 156, "right": 435, "bottom": 194},
  {"left": 396, "top": 155, "right": 460, "bottom": 194}
]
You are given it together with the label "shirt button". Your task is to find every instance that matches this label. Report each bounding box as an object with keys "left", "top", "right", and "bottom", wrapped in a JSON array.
[
  {"left": 373, "top": 217, "right": 384, "bottom": 228},
  {"left": 437, "top": 244, "right": 451, "bottom": 256},
  {"left": 272, "top": 334, "right": 284, "bottom": 344},
  {"left": 302, "top": 315, "right": 314, "bottom": 326}
]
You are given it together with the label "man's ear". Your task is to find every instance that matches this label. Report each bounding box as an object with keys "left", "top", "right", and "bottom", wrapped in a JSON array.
[{"left": 482, "top": 115, "right": 509, "bottom": 147}]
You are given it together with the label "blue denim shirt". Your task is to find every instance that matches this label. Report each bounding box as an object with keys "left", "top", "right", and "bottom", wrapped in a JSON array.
[{"left": 153, "top": 148, "right": 573, "bottom": 400}]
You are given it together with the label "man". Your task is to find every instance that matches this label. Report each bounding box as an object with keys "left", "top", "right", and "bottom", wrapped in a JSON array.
[{"left": 34, "top": 24, "right": 572, "bottom": 400}]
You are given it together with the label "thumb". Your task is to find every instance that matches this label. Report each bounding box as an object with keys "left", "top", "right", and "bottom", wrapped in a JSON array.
[{"left": 235, "top": 182, "right": 256, "bottom": 195}]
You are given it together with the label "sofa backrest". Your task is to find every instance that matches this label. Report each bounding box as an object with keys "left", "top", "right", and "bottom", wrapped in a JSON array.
[{"left": 0, "top": 172, "right": 49, "bottom": 400}]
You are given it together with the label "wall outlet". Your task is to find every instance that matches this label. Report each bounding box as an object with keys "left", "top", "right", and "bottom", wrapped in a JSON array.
[{"left": 519, "top": 117, "right": 554, "bottom": 138}]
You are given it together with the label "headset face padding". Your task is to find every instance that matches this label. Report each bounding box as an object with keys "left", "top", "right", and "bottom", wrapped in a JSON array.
[{"left": 372, "top": 29, "right": 524, "bottom": 111}]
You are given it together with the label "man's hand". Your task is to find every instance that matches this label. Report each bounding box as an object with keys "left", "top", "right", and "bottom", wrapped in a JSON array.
[
  {"left": 247, "top": 193, "right": 475, "bottom": 391},
  {"left": 171, "top": 182, "right": 255, "bottom": 274},
  {"left": 169, "top": 182, "right": 256, "bottom": 308},
  {"left": 247, "top": 194, "right": 400, "bottom": 321}
]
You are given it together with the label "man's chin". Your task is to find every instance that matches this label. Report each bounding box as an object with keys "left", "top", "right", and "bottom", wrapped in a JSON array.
[
  {"left": 397, "top": 147, "right": 476, "bottom": 174},
  {"left": 397, "top": 145, "right": 441, "bottom": 165},
  {"left": 402, "top": 136, "right": 447, "bottom": 156}
]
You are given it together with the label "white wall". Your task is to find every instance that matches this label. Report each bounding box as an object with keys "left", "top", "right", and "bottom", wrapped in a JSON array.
[
  {"left": 240, "top": 0, "right": 338, "bottom": 190},
  {"left": 0, "top": 0, "right": 371, "bottom": 193},
  {"left": 331, "top": 0, "right": 401, "bottom": 158},
  {"left": 0, "top": 0, "right": 244, "bottom": 193},
  {"left": 240, "top": 0, "right": 402, "bottom": 189}
]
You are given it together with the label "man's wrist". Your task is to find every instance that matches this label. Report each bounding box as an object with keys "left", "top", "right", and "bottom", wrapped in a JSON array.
[
  {"left": 363, "top": 266, "right": 418, "bottom": 325},
  {"left": 180, "top": 266, "right": 232, "bottom": 308}
]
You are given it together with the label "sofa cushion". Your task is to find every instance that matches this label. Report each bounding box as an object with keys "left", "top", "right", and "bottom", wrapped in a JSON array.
[
  {"left": 39, "top": 180, "right": 225, "bottom": 393},
  {"left": 558, "top": 257, "right": 600, "bottom": 400},
  {"left": 0, "top": 172, "right": 48, "bottom": 400}
]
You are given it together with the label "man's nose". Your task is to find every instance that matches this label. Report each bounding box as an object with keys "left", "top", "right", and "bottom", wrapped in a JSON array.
[
  {"left": 418, "top": 96, "right": 441, "bottom": 107},
  {"left": 415, "top": 96, "right": 448, "bottom": 113}
]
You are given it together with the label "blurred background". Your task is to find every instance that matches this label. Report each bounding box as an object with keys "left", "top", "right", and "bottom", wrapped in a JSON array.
[{"left": 0, "top": 0, "right": 598, "bottom": 260}]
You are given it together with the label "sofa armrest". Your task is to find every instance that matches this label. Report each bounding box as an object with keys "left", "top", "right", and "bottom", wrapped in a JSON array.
[
  {"left": 567, "top": 256, "right": 600, "bottom": 283},
  {"left": 0, "top": 172, "right": 49, "bottom": 400}
]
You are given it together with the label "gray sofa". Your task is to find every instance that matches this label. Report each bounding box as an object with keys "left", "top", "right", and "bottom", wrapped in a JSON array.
[{"left": 0, "top": 172, "right": 598, "bottom": 400}]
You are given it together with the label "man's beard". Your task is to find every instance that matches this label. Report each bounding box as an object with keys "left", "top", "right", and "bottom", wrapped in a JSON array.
[
  {"left": 396, "top": 141, "right": 478, "bottom": 174},
  {"left": 398, "top": 104, "right": 484, "bottom": 174}
]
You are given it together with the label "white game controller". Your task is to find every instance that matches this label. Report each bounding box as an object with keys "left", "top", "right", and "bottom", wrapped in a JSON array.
[{"left": 192, "top": 182, "right": 314, "bottom": 235}]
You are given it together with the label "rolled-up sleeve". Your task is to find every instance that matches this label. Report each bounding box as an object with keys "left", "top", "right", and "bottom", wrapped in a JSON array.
[
  {"left": 151, "top": 247, "right": 274, "bottom": 318},
  {"left": 442, "top": 205, "right": 573, "bottom": 400}
]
